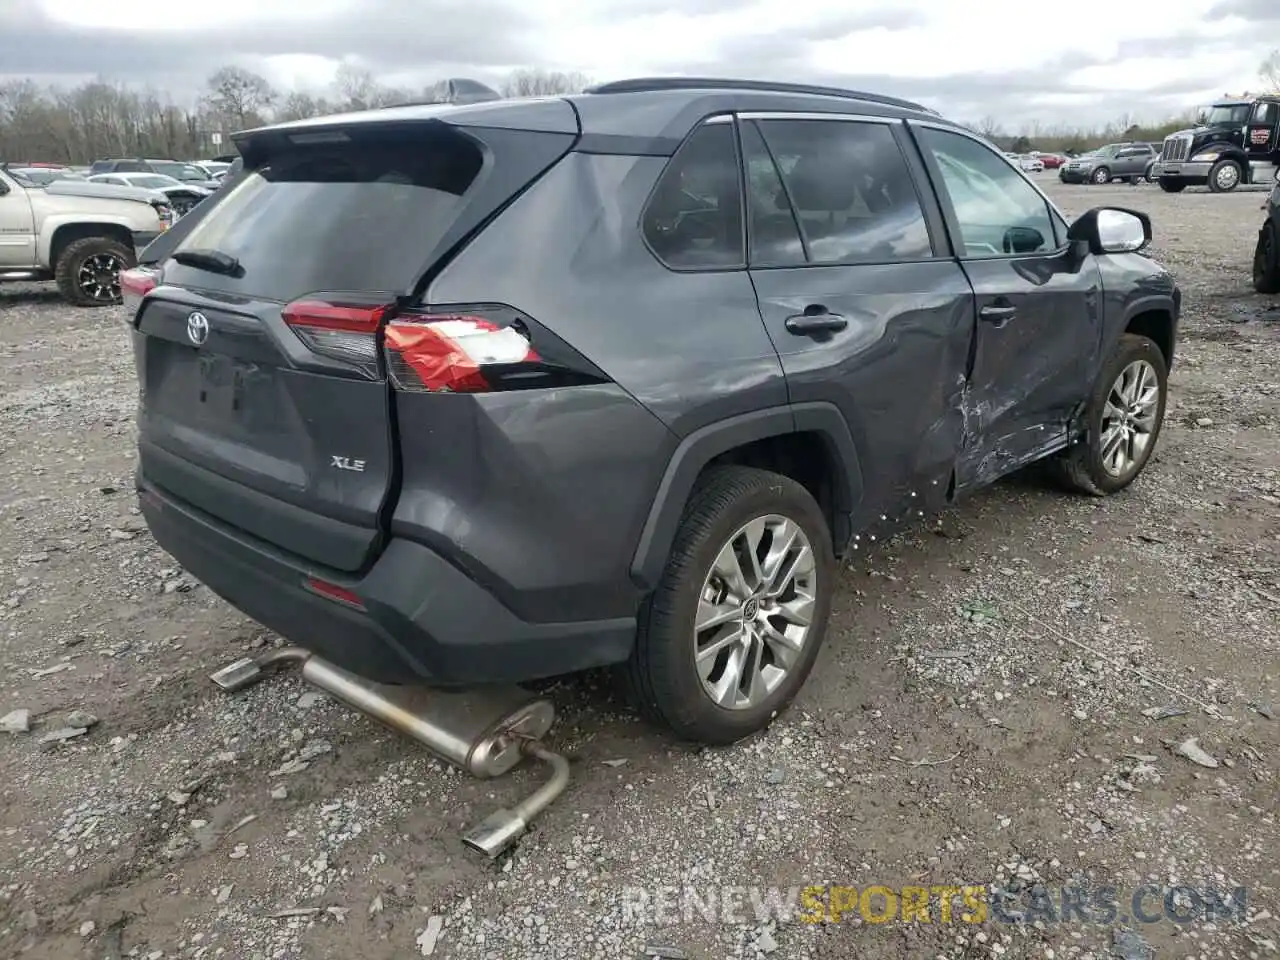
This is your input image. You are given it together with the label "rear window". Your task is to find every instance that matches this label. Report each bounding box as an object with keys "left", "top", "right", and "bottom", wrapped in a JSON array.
[{"left": 167, "top": 129, "right": 484, "bottom": 302}]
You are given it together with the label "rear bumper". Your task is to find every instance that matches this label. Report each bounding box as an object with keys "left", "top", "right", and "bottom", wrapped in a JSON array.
[{"left": 138, "top": 473, "right": 637, "bottom": 685}]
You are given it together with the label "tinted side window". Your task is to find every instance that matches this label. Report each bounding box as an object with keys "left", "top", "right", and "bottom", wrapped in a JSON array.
[
  {"left": 1254, "top": 102, "right": 1274, "bottom": 123},
  {"left": 642, "top": 123, "right": 744, "bottom": 269},
  {"left": 117, "top": 160, "right": 146, "bottom": 173},
  {"left": 754, "top": 119, "right": 933, "bottom": 264},
  {"left": 740, "top": 122, "right": 805, "bottom": 267},
  {"left": 917, "top": 127, "right": 1057, "bottom": 258}
]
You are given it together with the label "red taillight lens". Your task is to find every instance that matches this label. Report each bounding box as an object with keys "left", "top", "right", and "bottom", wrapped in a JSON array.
[
  {"left": 119, "top": 267, "right": 158, "bottom": 299},
  {"left": 385, "top": 314, "right": 539, "bottom": 394},
  {"left": 119, "top": 266, "right": 159, "bottom": 321},
  {"left": 282, "top": 298, "right": 393, "bottom": 377},
  {"left": 282, "top": 299, "right": 389, "bottom": 333}
]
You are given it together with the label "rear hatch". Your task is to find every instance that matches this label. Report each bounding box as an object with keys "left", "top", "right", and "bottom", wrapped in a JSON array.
[{"left": 130, "top": 107, "right": 578, "bottom": 572}]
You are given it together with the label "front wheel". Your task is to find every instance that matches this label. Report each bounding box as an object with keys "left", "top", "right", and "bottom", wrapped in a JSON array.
[
  {"left": 1159, "top": 178, "right": 1187, "bottom": 193},
  {"left": 1255, "top": 221, "right": 1280, "bottom": 293},
  {"left": 622, "top": 466, "right": 834, "bottom": 744},
  {"left": 1091, "top": 166, "right": 1111, "bottom": 185},
  {"left": 1052, "top": 334, "right": 1168, "bottom": 496},
  {"left": 1208, "top": 159, "right": 1242, "bottom": 193}
]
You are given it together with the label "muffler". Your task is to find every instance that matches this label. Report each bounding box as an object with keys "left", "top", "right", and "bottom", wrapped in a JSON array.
[{"left": 210, "top": 647, "right": 568, "bottom": 855}]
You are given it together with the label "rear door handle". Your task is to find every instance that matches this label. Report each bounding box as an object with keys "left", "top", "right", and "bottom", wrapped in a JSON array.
[
  {"left": 979, "top": 304, "right": 1017, "bottom": 326},
  {"left": 785, "top": 312, "right": 848, "bottom": 336}
]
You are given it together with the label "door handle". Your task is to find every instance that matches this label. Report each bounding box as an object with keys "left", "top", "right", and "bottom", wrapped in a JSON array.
[
  {"left": 785, "top": 312, "right": 848, "bottom": 336},
  {"left": 979, "top": 304, "right": 1017, "bottom": 326}
]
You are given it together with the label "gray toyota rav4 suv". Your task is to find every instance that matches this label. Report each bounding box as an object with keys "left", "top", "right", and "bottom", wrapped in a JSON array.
[{"left": 121, "top": 78, "right": 1180, "bottom": 745}]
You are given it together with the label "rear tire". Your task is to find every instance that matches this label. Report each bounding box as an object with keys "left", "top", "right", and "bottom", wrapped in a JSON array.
[
  {"left": 621, "top": 466, "right": 834, "bottom": 744},
  {"left": 1159, "top": 178, "right": 1187, "bottom": 193},
  {"left": 54, "top": 236, "right": 134, "bottom": 307},
  {"left": 1254, "top": 221, "right": 1280, "bottom": 294},
  {"left": 1051, "top": 334, "right": 1168, "bottom": 496}
]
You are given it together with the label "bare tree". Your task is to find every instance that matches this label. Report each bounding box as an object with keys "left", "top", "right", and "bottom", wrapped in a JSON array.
[
  {"left": 204, "top": 66, "right": 276, "bottom": 130},
  {"left": 500, "top": 68, "right": 592, "bottom": 98},
  {"left": 974, "top": 115, "right": 1003, "bottom": 140},
  {"left": 1262, "top": 50, "right": 1280, "bottom": 92}
]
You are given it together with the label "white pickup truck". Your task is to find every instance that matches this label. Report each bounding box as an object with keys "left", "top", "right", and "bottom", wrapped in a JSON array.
[{"left": 0, "top": 166, "right": 172, "bottom": 306}]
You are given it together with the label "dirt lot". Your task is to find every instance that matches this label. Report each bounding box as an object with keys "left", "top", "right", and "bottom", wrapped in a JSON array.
[{"left": 1, "top": 178, "right": 1278, "bottom": 960}]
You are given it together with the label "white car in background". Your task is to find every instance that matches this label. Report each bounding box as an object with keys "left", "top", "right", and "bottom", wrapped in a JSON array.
[
  {"left": 88, "top": 172, "right": 214, "bottom": 217},
  {"left": 1019, "top": 154, "right": 1045, "bottom": 173}
]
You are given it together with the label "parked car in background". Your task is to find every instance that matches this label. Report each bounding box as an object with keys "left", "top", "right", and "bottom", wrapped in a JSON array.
[
  {"left": 190, "top": 160, "right": 232, "bottom": 179},
  {"left": 5, "top": 165, "right": 85, "bottom": 185},
  {"left": 1019, "top": 154, "right": 1045, "bottom": 173},
  {"left": 1035, "top": 153, "right": 1066, "bottom": 169},
  {"left": 0, "top": 165, "right": 169, "bottom": 305},
  {"left": 88, "top": 172, "right": 214, "bottom": 216},
  {"left": 89, "top": 158, "right": 213, "bottom": 184},
  {"left": 1059, "top": 142, "right": 1157, "bottom": 184},
  {"left": 121, "top": 77, "right": 1180, "bottom": 744}
]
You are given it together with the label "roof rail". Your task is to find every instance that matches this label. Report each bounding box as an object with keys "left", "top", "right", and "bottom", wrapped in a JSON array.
[{"left": 585, "top": 76, "right": 933, "bottom": 114}]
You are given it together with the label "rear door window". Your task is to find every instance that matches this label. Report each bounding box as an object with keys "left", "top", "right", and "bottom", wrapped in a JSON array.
[
  {"left": 167, "top": 128, "right": 485, "bottom": 301},
  {"left": 642, "top": 122, "right": 745, "bottom": 270},
  {"left": 752, "top": 118, "right": 934, "bottom": 265}
]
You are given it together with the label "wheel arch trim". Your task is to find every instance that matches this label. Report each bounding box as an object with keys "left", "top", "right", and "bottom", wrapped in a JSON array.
[{"left": 629, "top": 403, "right": 863, "bottom": 590}]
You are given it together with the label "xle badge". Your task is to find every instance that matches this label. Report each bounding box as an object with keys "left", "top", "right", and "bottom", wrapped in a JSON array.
[{"left": 330, "top": 456, "right": 366, "bottom": 472}]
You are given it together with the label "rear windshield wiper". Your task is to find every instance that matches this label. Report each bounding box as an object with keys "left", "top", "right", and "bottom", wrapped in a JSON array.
[{"left": 171, "top": 248, "right": 243, "bottom": 276}]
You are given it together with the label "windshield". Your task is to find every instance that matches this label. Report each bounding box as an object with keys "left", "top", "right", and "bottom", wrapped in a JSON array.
[
  {"left": 1201, "top": 104, "right": 1250, "bottom": 127},
  {"left": 131, "top": 175, "right": 180, "bottom": 189},
  {"left": 152, "top": 161, "right": 208, "bottom": 181}
]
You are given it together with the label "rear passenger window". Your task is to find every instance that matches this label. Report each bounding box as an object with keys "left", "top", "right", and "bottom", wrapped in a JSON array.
[
  {"left": 642, "top": 122, "right": 744, "bottom": 269},
  {"left": 753, "top": 118, "right": 933, "bottom": 265}
]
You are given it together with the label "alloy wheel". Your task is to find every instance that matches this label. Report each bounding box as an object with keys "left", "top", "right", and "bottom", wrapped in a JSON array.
[
  {"left": 694, "top": 515, "right": 816, "bottom": 710},
  {"left": 1215, "top": 164, "right": 1240, "bottom": 191},
  {"left": 1099, "top": 359, "right": 1160, "bottom": 477},
  {"left": 76, "top": 252, "right": 125, "bottom": 302}
]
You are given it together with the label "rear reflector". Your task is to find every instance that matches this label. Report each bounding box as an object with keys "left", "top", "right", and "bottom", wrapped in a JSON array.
[{"left": 304, "top": 577, "right": 366, "bottom": 610}]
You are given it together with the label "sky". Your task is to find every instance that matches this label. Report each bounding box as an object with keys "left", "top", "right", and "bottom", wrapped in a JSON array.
[{"left": 0, "top": 0, "right": 1276, "bottom": 129}]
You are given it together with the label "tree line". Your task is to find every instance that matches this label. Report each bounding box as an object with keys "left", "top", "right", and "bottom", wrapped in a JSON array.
[
  {"left": 3, "top": 51, "right": 1279, "bottom": 165},
  {"left": 0, "top": 66, "right": 592, "bottom": 164}
]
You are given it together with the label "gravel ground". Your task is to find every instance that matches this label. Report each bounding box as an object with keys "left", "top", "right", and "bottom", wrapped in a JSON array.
[{"left": 1, "top": 177, "right": 1278, "bottom": 960}]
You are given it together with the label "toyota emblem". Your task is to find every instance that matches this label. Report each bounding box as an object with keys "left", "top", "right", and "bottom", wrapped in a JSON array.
[{"left": 186, "top": 311, "right": 209, "bottom": 346}]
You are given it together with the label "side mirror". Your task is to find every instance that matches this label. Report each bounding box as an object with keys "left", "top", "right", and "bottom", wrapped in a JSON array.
[
  {"left": 1067, "top": 207, "right": 1151, "bottom": 255},
  {"left": 1003, "top": 226, "right": 1045, "bottom": 254}
]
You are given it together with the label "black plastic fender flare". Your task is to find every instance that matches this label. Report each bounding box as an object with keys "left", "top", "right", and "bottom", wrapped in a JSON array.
[{"left": 629, "top": 402, "right": 863, "bottom": 590}]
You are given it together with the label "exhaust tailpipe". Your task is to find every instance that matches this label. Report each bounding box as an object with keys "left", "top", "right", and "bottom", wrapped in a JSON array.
[{"left": 210, "top": 648, "right": 567, "bottom": 855}]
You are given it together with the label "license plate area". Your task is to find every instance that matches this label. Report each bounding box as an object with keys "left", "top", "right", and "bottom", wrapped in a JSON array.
[
  {"left": 1162, "top": 163, "right": 1181, "bottom": 174},
  {"left": 196, "top": 352, "right": 245, "bottom": 419}
]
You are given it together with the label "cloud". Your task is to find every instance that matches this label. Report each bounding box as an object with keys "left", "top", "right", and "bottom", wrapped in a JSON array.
[{"left": 4, "top": 0, "right": 1276, "bottom": 128}]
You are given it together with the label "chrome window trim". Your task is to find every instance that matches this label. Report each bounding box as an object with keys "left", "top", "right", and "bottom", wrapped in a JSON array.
[{"left": 737, "top": 111, "right": 896, "bottom": 124}]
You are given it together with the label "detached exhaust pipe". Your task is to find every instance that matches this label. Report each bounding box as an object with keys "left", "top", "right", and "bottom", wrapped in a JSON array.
[{"left": 210, "top": 647, "right": 569, "bottom": 856}]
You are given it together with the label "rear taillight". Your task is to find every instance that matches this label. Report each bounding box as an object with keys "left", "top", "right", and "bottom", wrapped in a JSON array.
[
  {"left": 385, "top": 312, "right": 538, "bottom": 394},
  {"left": 282, "top": 298, "right": 390, "bottom": 379},
  {"left": 119, "top": 266, "right": 158, "bottom": 319},
  {"left": 282, "top": 298, "right": 543, "bottom": 392}
]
